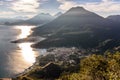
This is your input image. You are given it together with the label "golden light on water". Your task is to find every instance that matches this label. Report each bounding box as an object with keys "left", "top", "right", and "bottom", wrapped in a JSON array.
[
  {"left": 16, "top": 26, "right": 34, "bottom": 39},
  {"left": 15, "top": 25, "right": 37, "bottom": 63},
  {"left": 18, "top": 43, "right": 36, "bottom": 63}
]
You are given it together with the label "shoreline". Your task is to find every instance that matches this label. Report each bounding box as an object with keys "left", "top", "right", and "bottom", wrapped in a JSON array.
[
  {"left": 12, "top": 46, "right": 88, "bottom": 79},
  {"left": 11, "top": 36, "right": 46, "bottom": 43},
  {"left": 11, "top": 36, "right": 46, "bottom": 79},
  {"left": 13, "top": 61, "right": 38, "bottom": 79}
]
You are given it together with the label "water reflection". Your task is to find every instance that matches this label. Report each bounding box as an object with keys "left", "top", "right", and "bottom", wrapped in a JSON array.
[
  {"left": 15, "top": 25, "right": 37, "bottom": 63},
  {"left": 0, "top": 25, "right": 41, "bottom": 77},
  {"left": 18, "top": 43, "right": 36, "bottom": 63},
  {"left": 16, "top": 26, "right": 34, "bottom": 39}
]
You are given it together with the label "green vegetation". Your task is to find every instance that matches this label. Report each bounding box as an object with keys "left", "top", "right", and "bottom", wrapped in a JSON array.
[
  {"left": 13, "top": 51, "right": 120, "bottom": 80},
  {"left": 59, "top": 52, "right": 120, "bottom": 80}
]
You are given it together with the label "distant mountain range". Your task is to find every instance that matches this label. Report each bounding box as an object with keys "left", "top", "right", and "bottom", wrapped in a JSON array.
[
  {"left": 0, "top": 18, "right": 23, "bottom": 25},
  {"left": 54, "top": 12, "right": 63, "bottom": 18},
  {"left": 25, "top": 13, "right": 54, "bottom": 25},
  {"left": 8, "top": 13, "right": 55, "bottom": 25},
  {"left": 31, "top": 7, "right": 120, "bottom": 51}
]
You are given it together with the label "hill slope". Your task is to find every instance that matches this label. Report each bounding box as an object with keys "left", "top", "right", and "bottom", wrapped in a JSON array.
[
  {"left": 26, "top": 13, "right": 54, "bottom": 25},
  {"left": 11, "top": 13, "right": 54, "bottom": 25},
  {"left": 32, "top": 7, "right": 120, "bottom": 50},
  {"left": 107, "top": 15, "right": 120, "bottom": 23}
]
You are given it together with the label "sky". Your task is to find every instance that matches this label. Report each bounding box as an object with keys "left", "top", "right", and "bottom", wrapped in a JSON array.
[{"left": 0, "top": 0, "right": 120, "bottom": 19}]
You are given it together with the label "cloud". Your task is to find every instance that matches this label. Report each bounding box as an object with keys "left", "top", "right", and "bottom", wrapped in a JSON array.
[
  {"left": 85, "top": 1, "right": 120, "bottom": 13},
  {"left": 0, "top": 11, "right": 15, "bottom": 18},
  {"left": 0, "top": 11, "right": 14, "bottom": 15},
  {"left": 11, "top": 0, "right": 40, "bottom": 13},
  {"left": 57, "top": 0, "right": 120, "bottom": 16},
  {"left": 0, "top": 0, "right": 120, "bottom": 18},
  {"left": 57, "top": 0, "right": 77, "bottom": 10}
]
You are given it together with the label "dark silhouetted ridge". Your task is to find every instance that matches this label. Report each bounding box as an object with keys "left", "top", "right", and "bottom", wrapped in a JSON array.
[{"left": 107, "top": 15, "right": 120, "bottom": 23}]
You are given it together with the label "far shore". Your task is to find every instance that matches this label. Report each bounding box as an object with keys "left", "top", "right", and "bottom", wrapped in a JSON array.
[{"left": 11, "top": 36, "right": 46, "bottom": 43}]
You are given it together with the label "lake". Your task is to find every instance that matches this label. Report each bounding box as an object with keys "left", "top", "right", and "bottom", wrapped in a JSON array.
[{"left": 0, "top": 25, "right": 45, "bottom": 78}]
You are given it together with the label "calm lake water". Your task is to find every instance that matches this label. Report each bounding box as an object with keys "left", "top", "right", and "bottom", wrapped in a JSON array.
[{"left": 0, "top": 25, "right": 45, "bottom": 78}]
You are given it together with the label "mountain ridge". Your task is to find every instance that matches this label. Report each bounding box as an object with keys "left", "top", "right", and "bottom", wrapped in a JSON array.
[
  {"left": 10, "top": 13, "right": 54, "bottom": 25},
  {"left": 31, "top": 7, "right": 120, "bottom": 50},
  {"left": 107, "top": 15, "right": 120, "bottom": 23},
  {"left": 26, "top": 13, "right": 54, "bottom": 25},
  {"left": 54, "top": 12, "right": 63, "bottom": 18}
]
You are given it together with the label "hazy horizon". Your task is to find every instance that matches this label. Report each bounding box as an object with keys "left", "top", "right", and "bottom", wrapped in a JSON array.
[{"left": 0, "top": 0, "right": 120, "bottom": 19}]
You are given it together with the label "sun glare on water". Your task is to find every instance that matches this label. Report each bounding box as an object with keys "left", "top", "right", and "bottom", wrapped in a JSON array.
[
  {"left": 15, "top": 25, "right": 37, "bottom": 63},
  {"left": 18, "top": 43, "right": 36, "bottom": 63},
  {"left": 16, "top": 25, "right": 34, "bottom": 39}
]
